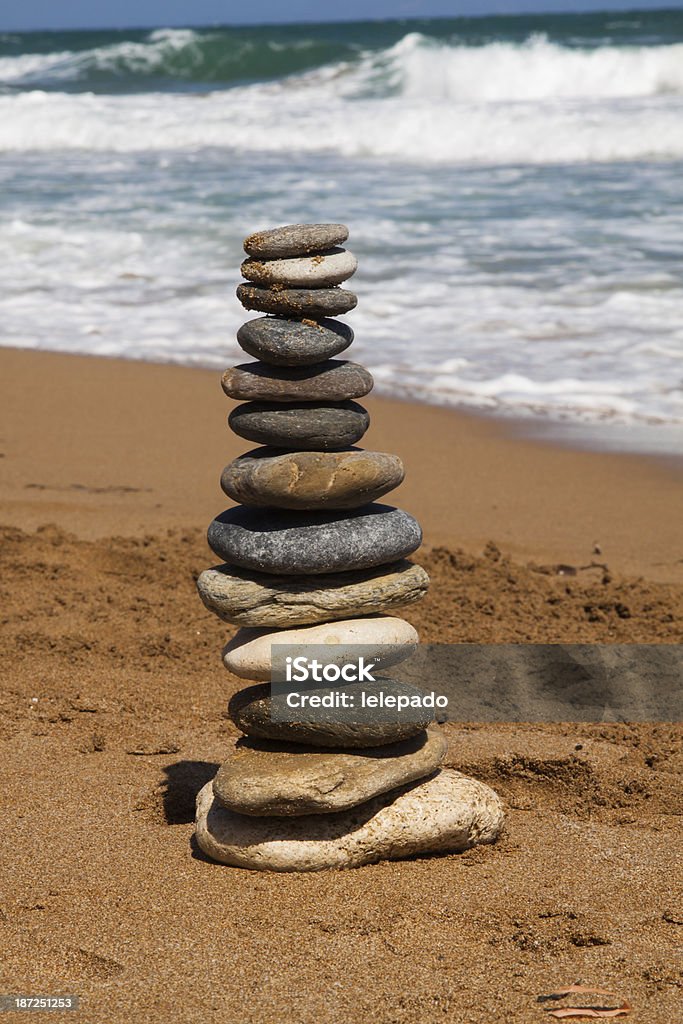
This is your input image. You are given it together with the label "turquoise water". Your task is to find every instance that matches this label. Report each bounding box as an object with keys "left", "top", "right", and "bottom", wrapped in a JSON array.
[{"left": 1, "top": 10, "right": 682, "bottom": 451}]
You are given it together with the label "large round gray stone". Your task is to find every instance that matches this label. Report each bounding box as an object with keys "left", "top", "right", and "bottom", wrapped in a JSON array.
[
  {"left": 229, "top": 401, "right": 369, "bottom": 450},
  {"left": 228, "top": 678, "right": 432, "bottom": 748},
  {"left": 196, "top": 559, "right": 430, "bottom": 627},
  {"left": 221, "top": 361, "right": 373, "bottom": 403},
  {"left": 222, "top": 615, "right": 418, "bottom": 681},
  {"left": 207, "top": 504, "right": 422, "bottom": 576},
  {"left": 212, "top": 726, "right": 447, "bottom": 816},
  {"left": 237, "top": 283, "right": 357, "bottom": 319},
  {"left": 221, "top": 448, "right": 404, "bottom": 511},
  {"left": 195, "top": 768, "right": 505, "bottom": 871},
  {"left": 244, "top": 223, "right": 349, "bottom": 259},
  {"left": 241, "top": 248, "right": 357, "bottom": 288},
  {"left": 237, "top": 317, "right": 353, "bottom": 367}
]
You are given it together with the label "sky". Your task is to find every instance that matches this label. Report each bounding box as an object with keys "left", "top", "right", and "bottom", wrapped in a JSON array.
[{"left": 1, "top": 0, "right": 681, "bottom": 32}]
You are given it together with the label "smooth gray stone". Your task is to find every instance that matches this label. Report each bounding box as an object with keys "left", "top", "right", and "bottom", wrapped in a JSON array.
[
  {"left": 212, "top": 726, "right": 447, "bottom": 816},
  {"left": 207, "top": 503, "right": 422, "bottom": 576},
  {"left": 241, "top": 248, "right": 357, "bottom": 288},
  {"left": 229, "top": 401, "right": 369, "bottom": 451},
  {"left": 221, "top": 361, "right": 373, "bottom": 403},
  {"left": 237, "top": 283, "right": 357, "bottom": 319},
  {"left": 237, "top": 317, "right": 353, "bottom": 367},
  {"left": 243, "top": 223, "right": 349, "bottom": 259},
  {"left": 195, "top": 768, "right": 505, "bottom": 871},
  {"left": 220, "top": 448, "right": 404, "bottom": 510},
  {"left": 228, "top": 679, "right": 432, "bottom": 748},
  {"left": 196, "top": 559, "right": 430, "bottom": 627}
]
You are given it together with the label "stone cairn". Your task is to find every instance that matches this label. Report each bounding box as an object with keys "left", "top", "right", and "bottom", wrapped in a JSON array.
[{"left": 194, "top": 223, "right": 504, "bottom": 871}]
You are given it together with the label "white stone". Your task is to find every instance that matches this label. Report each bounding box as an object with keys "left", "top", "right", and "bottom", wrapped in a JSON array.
[
  {"left": 195, "top": 768, "right": 504, "bottom": 872},
  {"left": 241, "top": 248, "right": 358, "bottom": 288},
  {"left": 222, "top": 615, "right": 419, "bottom": 681}
]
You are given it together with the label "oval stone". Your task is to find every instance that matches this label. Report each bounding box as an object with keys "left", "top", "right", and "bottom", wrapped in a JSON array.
[
  {"left": 220, "top": 448, "right": 404, "bottom": 511},
  {"left": 241, "top": 248, "right": 358, "bottom": 288},
  {"left": 195, "top": 768, "right": 505, "bottom": 871},
  {"left": 221, "top": 361, "right": 373, "bottom": 403},
  {"left": 212, "top": 726, "right": 447, "bottom": 816},
  {"left": 228, "top": 678, "right": 433, "bottom": 748},
  {"left": 244, "top": 223, "right": 349, "bottom": 259},
  {"left": 207, "top": 504, "right": 422, "bottom": 576},
  {"left": 229, "top": 401, "right": 369, "bottom": 450},
  {"left": 237, "top": 283, "right": 357, "bottom": 319},
  {"left": 222, "top": 615, "right": 419, "bottom": 681},
  {"left": 237, "top": 317, "right": 353, "bottom": 367},
  {"left": 196, "top": 560, "right": 430, "bottom": 627}
]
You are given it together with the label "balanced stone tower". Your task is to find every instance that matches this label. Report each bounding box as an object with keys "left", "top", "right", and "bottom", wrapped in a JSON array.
[{"left": 195, "top": 223, "right": 504, "bottom": 871}]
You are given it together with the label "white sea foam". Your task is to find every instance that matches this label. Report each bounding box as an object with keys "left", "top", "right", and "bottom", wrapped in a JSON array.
[
  {"left": 1, "top": 28, "right": 682, "bottom": 440},
  {"left": 1, "top": 33, "right": 683, "bottom": 164},
  {"left": 1, "top": 80, "right": 682, "bottom": 165},
  {"left": 2, "top": 181, "right": 682, "bottom": 432},
  {"left": 370, "top": 32, "right": 683, "bottom": 101}
]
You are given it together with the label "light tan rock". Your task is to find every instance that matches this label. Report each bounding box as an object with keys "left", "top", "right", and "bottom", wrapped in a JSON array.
[
  {"left": 212, "top": 725, "right": 446, "bottom": 816},
  {"left": 222, "top": 616, "right": 418, "bottom": 681},
  {"left": 195, "top": 768, "right": 505, "bottom": 871},
  {"left": 241, "top": 248, "right": 358, "bottom": 288},
  {"left": 196, "top": 560, "right": 429, "bottom": 627},
  {"left": 221, "top": 448, "right": 404, "bottom": 511}
]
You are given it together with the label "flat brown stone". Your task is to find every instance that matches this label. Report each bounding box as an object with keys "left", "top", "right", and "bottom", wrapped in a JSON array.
[
  {"left": 212, "top": 726, "right": 447, "bottom": 816},
  {"left": 221, "top": 361, "right": 373, "bottom": 403},
  {"left": 237, "top": 283, "right": 357, "bottom": 319},
  {"left": 220, "top": 448, "right": 404, "bottom": 510}
]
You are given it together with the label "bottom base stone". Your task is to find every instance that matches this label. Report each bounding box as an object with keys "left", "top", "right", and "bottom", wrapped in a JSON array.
[{"left": 194, "top": 768, "right": 504, "bottom": 872}]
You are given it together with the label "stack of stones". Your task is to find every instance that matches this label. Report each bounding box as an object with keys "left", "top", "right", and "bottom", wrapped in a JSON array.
[{"left": 194, "top": 223, "right": 503, "bottom": 871}]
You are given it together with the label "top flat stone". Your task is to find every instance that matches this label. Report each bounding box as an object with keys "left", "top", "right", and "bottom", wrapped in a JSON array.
[
  {"left": 244, "top": 224, "right": 349, "bottom": 260},
  {"left": 241, "top": 249, "right": 358, "bottom": 289}
]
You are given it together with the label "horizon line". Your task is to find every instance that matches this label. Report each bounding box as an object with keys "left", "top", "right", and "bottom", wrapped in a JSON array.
[{"left": 2, "top": 3, "right": 682, "bottom": 35}]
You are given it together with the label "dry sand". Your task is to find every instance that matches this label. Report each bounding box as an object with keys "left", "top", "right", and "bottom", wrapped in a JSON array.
[{"left": 1, "top": 347, "right": 681, "bottom": 1023}]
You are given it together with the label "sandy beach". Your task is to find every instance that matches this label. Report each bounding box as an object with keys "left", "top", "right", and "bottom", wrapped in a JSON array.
[{"left": 1, "top": 346, "right": 682, "bottom": 1023}]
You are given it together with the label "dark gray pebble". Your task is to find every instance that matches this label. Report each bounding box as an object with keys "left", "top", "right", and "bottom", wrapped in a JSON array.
[
  {"left": 228, "top": 401, "right": 369, "bottom": 450},
  {"left": 207, "top": 503, "right": 423, "bottom": 576},
  {"left": 237, "top": 317, "right": 353, "bottom": 367}
]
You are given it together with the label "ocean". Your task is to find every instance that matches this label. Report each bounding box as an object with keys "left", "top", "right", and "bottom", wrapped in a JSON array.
[{"left": 1, "top": 9, "right": 682, "bottom": 450}]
